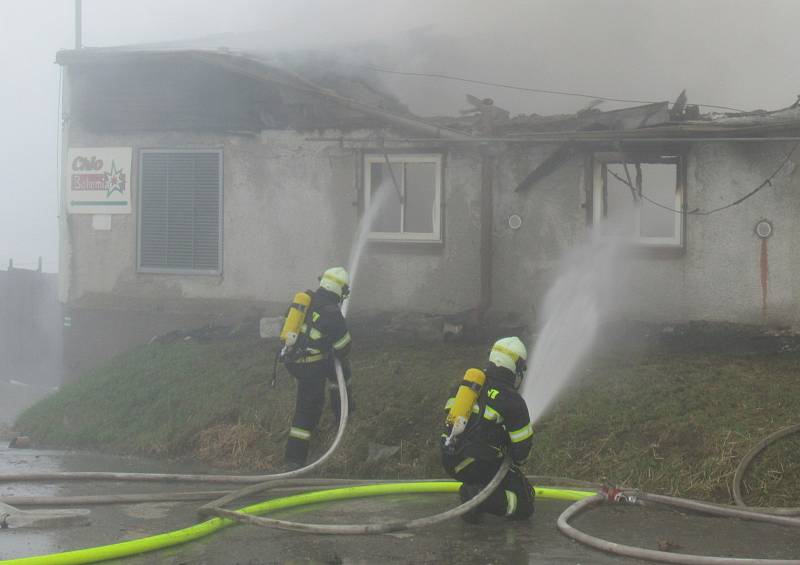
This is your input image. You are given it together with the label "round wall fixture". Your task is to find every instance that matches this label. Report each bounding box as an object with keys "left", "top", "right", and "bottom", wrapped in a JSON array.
[
  {"left": 508, "top": 214, "right": 523, "bottom": 230},
  {"left": 755, "top": 219, "right": 773, "bottom": 239}
]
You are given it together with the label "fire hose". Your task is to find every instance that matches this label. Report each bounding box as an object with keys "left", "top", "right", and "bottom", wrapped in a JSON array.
[
  {"left": 198, "top": 457, "right": 512, "bottom": 534},
  {"left": 557, "top": 423, "right": 800, "bottom": 564},
  {"left": 2, "top": 417, "right": 800, "bottom": 563},
  {"left": 0, "top": 365, "right": 537, "bottom": 562},
  {"left": 558, "top": 490, "right": 800, "bottom": 565},
  {"left": 0, "top": 465, "right": 599, "bottom": 565},
  {"left": 732, "top": 423, "right": 800, "bottom": 516}
]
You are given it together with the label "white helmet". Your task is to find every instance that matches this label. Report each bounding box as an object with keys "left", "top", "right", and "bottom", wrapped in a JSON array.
[
  {"left": 319, "top": 267, "right": 350, "bottom": 300},
  {"left": 489, "top": 337, "right": 528, "bottom": 388}
]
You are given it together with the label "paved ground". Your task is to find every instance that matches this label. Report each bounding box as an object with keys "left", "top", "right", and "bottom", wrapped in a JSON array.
[{"left": 1, "top": 447, "right": 799, "bottom": 564}]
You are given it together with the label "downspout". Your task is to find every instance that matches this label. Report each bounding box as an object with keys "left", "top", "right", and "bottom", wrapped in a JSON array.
[
  {"left": 57, "top": 66, "right": 72, "bottom": 305},
  {"left": 479, "top": 149, "right": 495, "bottom": 325},
  {"left": 57, "top": 64, "right": 76, "bottom": 385}
]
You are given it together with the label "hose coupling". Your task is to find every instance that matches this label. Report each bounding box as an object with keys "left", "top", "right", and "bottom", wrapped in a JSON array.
[{"left": 602, "top": 486, "right": 637, "bottom": 504}]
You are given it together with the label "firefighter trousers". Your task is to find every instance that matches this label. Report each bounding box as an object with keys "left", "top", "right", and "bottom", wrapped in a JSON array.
[
  {"left": 284, "top": 359, "right": 348, "bottom": 466},
  {"left": 441, "top": 449, "right": 535, "bottom": 520}
]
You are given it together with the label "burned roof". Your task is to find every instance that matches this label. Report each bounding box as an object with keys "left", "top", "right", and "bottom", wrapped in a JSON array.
[
  {"left": 56, "top": 45, "right": 800, "bottom": 141},
  {"left": 56, "top": 46, "right": 446, "bottom": 134},
  {"left": 57, "top": 46, "right": 410, "bottom": 114}
]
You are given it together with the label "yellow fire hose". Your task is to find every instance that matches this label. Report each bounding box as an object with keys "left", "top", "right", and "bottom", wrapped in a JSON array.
[{"left": 1, "top": 483, "right": 594, "bottom": 565}]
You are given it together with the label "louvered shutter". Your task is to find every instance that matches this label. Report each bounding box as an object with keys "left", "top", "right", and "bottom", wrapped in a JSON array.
[{"left": 139, "top": 151, "right": 222, "bottom": 273}]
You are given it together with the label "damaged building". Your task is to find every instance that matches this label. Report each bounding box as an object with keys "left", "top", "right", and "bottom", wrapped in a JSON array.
[{"left": 56, "top": 45, "right": 800, "bottom": 379}]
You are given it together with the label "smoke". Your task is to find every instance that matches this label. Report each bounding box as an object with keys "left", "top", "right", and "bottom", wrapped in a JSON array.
[{"left": 522, "top": 230, "right": 630, "bottom": 423}]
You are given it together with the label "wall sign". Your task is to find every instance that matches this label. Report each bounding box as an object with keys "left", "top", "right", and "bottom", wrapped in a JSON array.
[{"left": 67, "top": 147, "right": 133, "bottom": 214}]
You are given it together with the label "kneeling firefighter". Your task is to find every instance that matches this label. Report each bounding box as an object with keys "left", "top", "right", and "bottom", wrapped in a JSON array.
[
  {"left": 278, "top": 267, "right": 354, "bottom": 469},
  {"left": 440, "top": 337, "right": 535, "bottom": 522}
]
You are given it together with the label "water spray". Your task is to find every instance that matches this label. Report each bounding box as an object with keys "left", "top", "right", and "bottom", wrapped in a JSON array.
[
  {"left": 523, "top": 231, "right": 628, "bottom": 423},
  {"left": 344, "top": 178, "right": 396, "bottom": 304}
]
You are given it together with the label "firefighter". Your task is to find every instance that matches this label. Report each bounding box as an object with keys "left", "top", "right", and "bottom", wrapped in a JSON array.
[
  {"left": 440, "top": 337, "right": 535, "bottom": 523},
  {"left": 281, "top": 267, "right": 353, "bottom": 469}
]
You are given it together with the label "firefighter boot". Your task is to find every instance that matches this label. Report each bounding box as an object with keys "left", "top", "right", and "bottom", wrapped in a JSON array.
[{"left": 458, "top": 483, "right": 484, "bottom": 524}]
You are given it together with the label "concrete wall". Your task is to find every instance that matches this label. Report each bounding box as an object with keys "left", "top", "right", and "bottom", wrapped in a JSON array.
[{"left": 0, "top": 268, "right": 62, "bottom": 386}]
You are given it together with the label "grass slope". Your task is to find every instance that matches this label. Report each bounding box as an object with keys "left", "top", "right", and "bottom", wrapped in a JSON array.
[{"left": 15, "top": 333, "right": 800, "bottom": 506}]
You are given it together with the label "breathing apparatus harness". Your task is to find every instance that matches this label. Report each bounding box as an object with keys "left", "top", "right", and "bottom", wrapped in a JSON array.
[
  {"left": 443, "top": 360, "right": 528, "bottom": 462},
  {"left": 271, "top": 283, "right": 350, "bottom": 388},
  {"left": 271, "top": 290, "right": 314, "bottom": 388},
  {"left": 444, "top": 368, "right": 486, "bottom": 450}
]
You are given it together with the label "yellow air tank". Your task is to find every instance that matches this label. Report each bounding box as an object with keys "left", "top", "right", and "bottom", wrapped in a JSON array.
[
  {"left": 445, "top": 368, "right": 486, "bottom": 446},
  {"left": 280, "top": 291, "right": 312, "bottom": 348}
]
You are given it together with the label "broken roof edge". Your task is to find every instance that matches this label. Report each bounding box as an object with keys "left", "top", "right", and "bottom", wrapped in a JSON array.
[
  {"left": 423, "top": 103, "right": 800, "bottom": 141},
  {"left": 55, "top": 47, "right": 475, "bottom": 141},
  {"left": 55, "top": 48, "right": 800, "bottom": 139},
  {"left": 306, "top": 126, "right": 800, "bottom": 145}
]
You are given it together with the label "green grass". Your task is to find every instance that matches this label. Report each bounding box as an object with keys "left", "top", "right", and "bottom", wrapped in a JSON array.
[{"left": 15, "top": 335, "right": 800, "bottom": 506}]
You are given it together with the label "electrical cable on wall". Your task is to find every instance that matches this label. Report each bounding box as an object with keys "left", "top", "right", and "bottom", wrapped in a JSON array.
[
  {"left": 344, "top": 63, "right": 745, "bottom": 113},
  {"left": 606, "top": 140, "right": 800, "bottom": 217}
]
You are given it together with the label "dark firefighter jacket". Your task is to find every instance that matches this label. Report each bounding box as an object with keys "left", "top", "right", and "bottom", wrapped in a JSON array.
[
  {"left": 292, "top": 288, "right": 352, "bottom": 365},
  {"left": 443, "top": 364, "right": 533, "bottom": 464}
]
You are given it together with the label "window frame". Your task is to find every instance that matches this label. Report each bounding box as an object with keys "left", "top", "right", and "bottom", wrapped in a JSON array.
[
  {"left": 363, "top": 153, "right": 443, "bottom": 243},
  {"left": 137, "top": 148, "right": 224, "bottom": 275},
  {"left": 592, "top": 151, "right": 685, "bottom": 248}
]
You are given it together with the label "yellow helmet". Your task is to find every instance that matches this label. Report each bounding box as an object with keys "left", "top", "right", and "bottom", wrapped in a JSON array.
[
  {"left": 489, "top": 337, "right": 528, "bottom": 388},
  {"left": 319, "top": 267, "right": 350, "bottom": 300}
]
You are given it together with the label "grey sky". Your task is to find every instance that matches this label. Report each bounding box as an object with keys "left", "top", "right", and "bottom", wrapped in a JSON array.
[{"left": 2, "top": 0, "right": 799, "bottom": 273}]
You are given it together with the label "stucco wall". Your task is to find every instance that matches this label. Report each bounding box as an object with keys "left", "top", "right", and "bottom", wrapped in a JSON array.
[
  {"left": 64, "top": 129, "right": 484, "bottom": 320},
  {"left": 347, "top": 145, "right": 482, "bottom": 316},
  {"left": 683, "top": 142, "right": 800, "bottom": 323},
  {"left": 492, "top": 144, "right": 587, "bottom": 322},
  {"left": 610, "top": 141, "right": 800, "bottom": 324},
  {"left": 495, "top": 141, "right": 800, "bottom": 326},
  {"left": 63, "top": 128, "right": 800, "bottom": 366}
]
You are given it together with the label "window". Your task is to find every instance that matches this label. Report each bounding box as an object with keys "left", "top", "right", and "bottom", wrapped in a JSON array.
[
  {"left": 138, "top": 150, "right": 223, "bottom": 273},
  {"left": 363, "top": 154, "right": 442, "bottom": 242},
  {"left": 592, "top": 152, "right": 684, "bottom": 247}
]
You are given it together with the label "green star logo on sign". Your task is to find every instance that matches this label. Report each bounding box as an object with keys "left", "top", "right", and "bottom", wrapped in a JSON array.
[{"left": 105, "top": 161, "right": 127, "bottom": 197}]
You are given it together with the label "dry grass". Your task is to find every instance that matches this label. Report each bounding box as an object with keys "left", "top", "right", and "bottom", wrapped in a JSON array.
[{"left": 15, "top": 329, "right": 800, "bottom": 505}]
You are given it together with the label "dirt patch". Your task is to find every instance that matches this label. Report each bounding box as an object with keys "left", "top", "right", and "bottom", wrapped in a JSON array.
[{"left": 594, "top": 319, "right": 800, "bottom": 356}]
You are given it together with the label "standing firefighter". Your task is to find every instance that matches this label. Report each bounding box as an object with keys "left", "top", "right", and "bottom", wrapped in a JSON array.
[
  {"left": 440, "top": 337, "right": 535, "bottom": 523},
  {"left": 279, "top": 267, "right": 353, "bottom": 469}
]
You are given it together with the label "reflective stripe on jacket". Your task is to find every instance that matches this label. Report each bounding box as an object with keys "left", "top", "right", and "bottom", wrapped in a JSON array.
[
  {"left": 442, "top": 369, "right": 533, "bottom": 464},
  {"left": 293, "top": 288, "right": 351, "bottom": 364}
]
